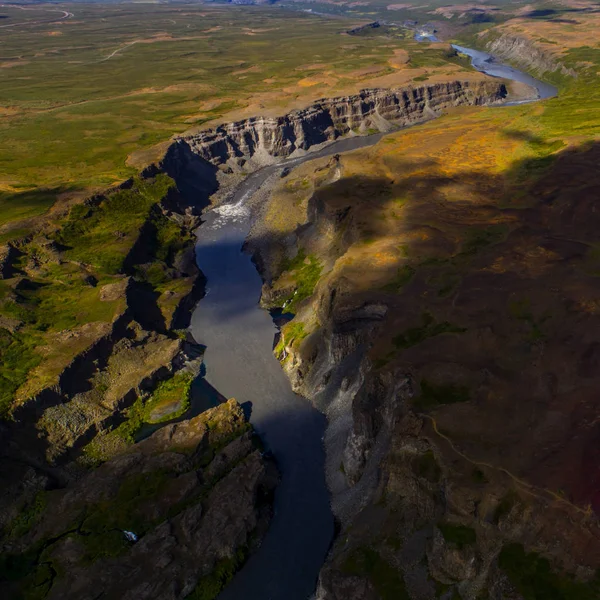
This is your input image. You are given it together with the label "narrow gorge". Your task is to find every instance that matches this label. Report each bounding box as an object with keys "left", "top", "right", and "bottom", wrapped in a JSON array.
[{"left": 164, "top": 78, "right": 509, "bottom": 600}]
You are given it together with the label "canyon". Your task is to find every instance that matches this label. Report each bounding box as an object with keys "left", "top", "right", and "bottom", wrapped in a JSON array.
[
  {"left": 171, "top": 81, "right": 507, "bottom": 175},
  {"left": 2, "top": 38, "right": 599, "bottom": 600}
]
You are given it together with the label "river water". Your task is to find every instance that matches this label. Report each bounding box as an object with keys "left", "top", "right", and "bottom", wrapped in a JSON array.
[
  {"left": 188, "top": 46, "right": 555, "bottom": 600},
  {"left": 452, "top": 44, "right": 558, "bottom": 101},
  {"left": 190, "top": 135, "right": 384, "bottom": 600}
]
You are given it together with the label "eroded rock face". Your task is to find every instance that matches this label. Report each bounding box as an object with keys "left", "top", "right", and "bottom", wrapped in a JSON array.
[
  {"left": 249, "top": 133, "right": 600, "bottom": 598},
  {"left": 174, "top": 82, "right": 506, "bottom": 170},
  {"left": 0, "top": 400, "right": 278, "bottom": 600},
  {"left": 486, "top": 33, "right": 575, "bottom": 76}
]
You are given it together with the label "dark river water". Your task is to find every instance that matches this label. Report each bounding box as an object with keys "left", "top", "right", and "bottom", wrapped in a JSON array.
[{"left": 186, "top": 45, "right": 555, "bottom": 600}]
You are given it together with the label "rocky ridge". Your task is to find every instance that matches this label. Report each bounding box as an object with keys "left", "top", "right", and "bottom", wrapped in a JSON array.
[
  {"left": 1, "top": 399, "right": 278, "bottom": 600},
  {"left": 169, "top": 81, "right": 507, "bottom": 175},
  {"left": 0, "top": 169, "right": 277, "bottom": 599},
  {"left": 247, "top": 134, "right": 600, "bottom": 598}
]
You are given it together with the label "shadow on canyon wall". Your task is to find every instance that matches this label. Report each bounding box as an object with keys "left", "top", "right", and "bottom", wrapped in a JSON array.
[
  {"left": 3, "top": 138, "right": 600, "bottom": 551},
  {"left": 248, "top": 138, "right": 600, "bottom": 513}
]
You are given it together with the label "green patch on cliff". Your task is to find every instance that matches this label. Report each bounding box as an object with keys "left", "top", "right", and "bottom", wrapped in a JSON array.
[
  {"left": 83, "top": 371, "right": 193, "bottom": 460},
  {"left": 144, "top": 371, "right": 193, "bottom": 424},
  {"left": 281, "top": 251, "right": 322, "bottom": 313},
  {"left": 187, "top": 546, "right": 249, "bottom": 600},
  {"left": 392, "top": 312, "right": 466, "bottom": 350},
  {"left": 56, "top": 174, "right": 175, "bottom": 275},
  {"left": 438, "top": 523, "right": 476, "bottom": 550},
  {"left": 80, "top": 469, "right": 172, "bottom": 560},
  {"left": 499, "top": 543, "right": 600, "bottom": 600},
  {"left": 342, "top": 547, "right": 409, "bottom": 600},
  {"left": 0, "top": 329, "right": 42, "bottom": 418},
  {"left": 275, "top": 321, "right": 308, "bottom": 359}
]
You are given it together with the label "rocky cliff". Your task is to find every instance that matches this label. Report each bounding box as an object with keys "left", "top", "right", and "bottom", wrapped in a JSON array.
[
  {"left": 0, "top": 170, "right": 278, "bottom": 599},
  {"left": 170, "top": 81, "right": 506, "bottom": 173},
  {"left": 485, "top": 33, "right": 575, "bottom": 77},
  {"left": 248, "top": 135, "right": 600, "bottom": 599},
  {"left": 1, "top": 399, "right": 278, "bottom": 600}
]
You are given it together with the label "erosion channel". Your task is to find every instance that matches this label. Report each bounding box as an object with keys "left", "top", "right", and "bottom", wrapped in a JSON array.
[{"left": 187, "top": 48, "right": 554, "bottom": 600}]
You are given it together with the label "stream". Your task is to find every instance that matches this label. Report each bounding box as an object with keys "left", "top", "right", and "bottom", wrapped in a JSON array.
[{"left": 187, "top": 44, "right": 555, "bottom": 600}]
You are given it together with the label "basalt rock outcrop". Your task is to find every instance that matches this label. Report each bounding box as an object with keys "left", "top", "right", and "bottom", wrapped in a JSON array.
[{"left": 169, "top": 81, "right": 506, "bottom": 174}]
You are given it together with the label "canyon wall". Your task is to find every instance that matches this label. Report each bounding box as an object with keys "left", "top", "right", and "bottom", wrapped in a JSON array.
[
  {"left": 249, "top": 146, "right": 600, "bottom": 599},
  {"left": 486, "top": 33, "right": 575, "bottom": 77},
  {"left": 169, "top": 81, "right": 507, "bottom": 172}
]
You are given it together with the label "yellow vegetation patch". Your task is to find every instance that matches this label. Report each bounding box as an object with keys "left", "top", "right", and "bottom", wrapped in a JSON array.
[{"left": 297, "top": 76, "right": 332, "bottom": 88}]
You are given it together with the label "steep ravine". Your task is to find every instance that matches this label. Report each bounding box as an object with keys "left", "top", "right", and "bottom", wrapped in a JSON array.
[
  {"left": 165, "top": 78, "right": 509, "bottom": 600},
  {"left": 484, "top": 32, "right": 576, "bottom": 78}
]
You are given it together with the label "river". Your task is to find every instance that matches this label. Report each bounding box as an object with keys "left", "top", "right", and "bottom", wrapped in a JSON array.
[
  {"left": 452, "top": 44, "right": 558, "bottom": 101},
  {"left": 187, "top": 44, "right": 554, "bottom": 600}
]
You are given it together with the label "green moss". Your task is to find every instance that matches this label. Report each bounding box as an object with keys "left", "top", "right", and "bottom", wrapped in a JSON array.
[
  {"left": 438, "top": 523, "right": 476, "bottom": 550},
  {"left": 342, "top": 547, "right": 409, "bottom": 600},
  {"left": 102, "top": 371, "right": 194, "bottom": 446},
  {"left": 415, "top": 379, "right": 470, "bottom": 410},
  {"left": 144, "top": 371, "right": 193, "bottom": 424},
  {"left": 186, "top": 546, "right": 249, "bottom": 600},
  {"left": 392, "top": 312, "right": 466, "bottom": 350},
  {"left": 275, "top": 321, "right": 308, "bottom": 358},
  {"left": 499, "top": 543, "right": 600, "bottom": 600},
  {"left": 55, "top": 175, "right": 176, "bottom": 275},
  {"left": 0, "top": 328, "right": 42, "bottom": 418},
  {"left": 280, "top": 251, "right": 322, "bottom": 313},
  {"left": 112, "top": 397, "right": 146, "bottom": 444}
]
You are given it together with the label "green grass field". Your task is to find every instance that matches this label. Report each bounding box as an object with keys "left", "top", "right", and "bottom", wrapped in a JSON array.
[{"left": 0, "top": 3, "right": 420, "bottom": 223}]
